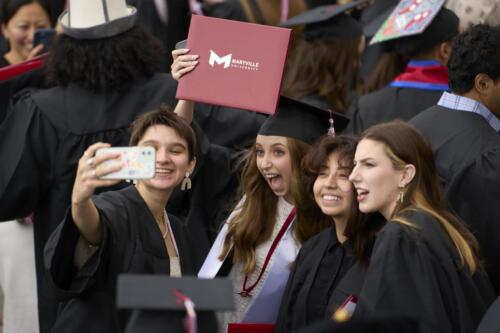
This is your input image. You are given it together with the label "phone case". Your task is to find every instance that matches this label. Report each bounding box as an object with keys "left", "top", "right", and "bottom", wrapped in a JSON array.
[{"left": 96, "top": 146, "right": 156, "bottom": 180}]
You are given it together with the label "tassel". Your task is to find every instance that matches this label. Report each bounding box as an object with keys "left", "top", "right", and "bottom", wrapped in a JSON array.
[
  {"left": 327, "top": 109, "right": 336, "bottom": 137},
  {"left": 181, "top": 172, "right": 192, "bottom": 191}
]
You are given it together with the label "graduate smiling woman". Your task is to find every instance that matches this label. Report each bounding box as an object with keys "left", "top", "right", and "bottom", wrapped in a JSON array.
[
  {"left": 172, "top": 46, "right": 349, "bottom": 331},
  {"left": 348, "top": 121, "right": 494, "bottom": 333},
  {"left": 275, "top": 135, "right": 384, "bottom": 332},
  {"left": 44, "top": 106, "right": 208, "bottom": 333}
]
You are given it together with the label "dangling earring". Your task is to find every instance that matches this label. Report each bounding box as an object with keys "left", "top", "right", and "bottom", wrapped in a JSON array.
[
  {"left": 181, "top": 172, "right": 192, "bottom": 191},
  {"left": 397, "top": 191, "right": 404, "bottom": 204}
]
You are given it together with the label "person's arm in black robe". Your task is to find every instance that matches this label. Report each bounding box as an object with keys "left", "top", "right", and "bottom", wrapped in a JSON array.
[
  {"left": 0, "top": 90, "right": 57, "bottom": 220},
  {"left": 445, "top": 146, "right": 500, "bottom": 295}
]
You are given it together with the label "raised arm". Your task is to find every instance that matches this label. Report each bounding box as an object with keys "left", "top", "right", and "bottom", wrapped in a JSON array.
[
  {"left": 171, "top": 48, "right": 199, "bottom": 124},
  {"left": 71, "top": 142, "right": 122, "bottom": 245}
]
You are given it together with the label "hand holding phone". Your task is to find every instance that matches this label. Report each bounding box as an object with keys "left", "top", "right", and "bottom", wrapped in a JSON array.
[
  {"left": 33, "top": 28, "right": 56, "bottom": 50},
  {"left": 96, "top": 146, "right": 156, "bottom": 180}
]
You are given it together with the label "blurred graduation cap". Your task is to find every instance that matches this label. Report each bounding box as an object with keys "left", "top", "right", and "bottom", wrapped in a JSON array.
[
  {"left": 362, "top": 0, "right": 399, "bottom": 37},
  {"left": 280, "top": 0, "right": 371, "bottom": 40},
  {"left": 117, "top": 275, "right": 234, "bottom": 333},
  {"left": 258, "top": 96, "right": 350, "bottom": 144},
  {"left": 369, "top": 0, "right": 460, "bottom": 56}
]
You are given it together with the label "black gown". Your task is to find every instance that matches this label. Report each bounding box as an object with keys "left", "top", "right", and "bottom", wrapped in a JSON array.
[
  {"left": 275, "top": 228, "right": 359, "bottom": 332},
  {"left": 346, "top": 87, "right": 442, "bottom": 134},
  {"left": 44, "top": 185, "right": 216, "bottom": 333},
  {"left": 410, "top": 105, "right": 500, "bottom": 295},
  {"left": 354, "top": 209, "right": 495, "bottom": 333},
  {"left": 0, "top": 72, "right": 210, "bottom": 333}
]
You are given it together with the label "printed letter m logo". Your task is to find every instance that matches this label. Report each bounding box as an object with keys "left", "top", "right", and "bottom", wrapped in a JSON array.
[{"left": 209, "top": 50, "right": 232, "bottom": 69}]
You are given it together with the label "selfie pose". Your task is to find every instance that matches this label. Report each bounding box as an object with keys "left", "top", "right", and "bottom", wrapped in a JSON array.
[
  {"left": 0, "top": 0, "right": 51, "bottom": 67},
  {"left": 349, "top": 121, "right": 494, "bottom": 333},
  {"left": 0, "top": 1, "right": 179, "bottom": 331},
  {"left": 44, "top": 106, "right": 213, "bottom": 332}
]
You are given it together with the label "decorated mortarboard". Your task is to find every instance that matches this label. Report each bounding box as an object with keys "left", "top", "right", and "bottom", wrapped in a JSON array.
[
  {"left": 258, "top": 96, "right": 350, "bottom": 145},
  {"left": 362, "top": 0, "right": 399, "bottom": 37},
  {"left": 369, "top": 0, "right": 460, "bottom": 56},
  {"left": 279, "top": 0, "right": 371, "bottom": 40}
]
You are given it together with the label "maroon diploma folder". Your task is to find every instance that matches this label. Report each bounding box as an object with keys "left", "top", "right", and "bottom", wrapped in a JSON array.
[
  {"left": 0, "top": 55, "right": 45, "bottom": 82},
  {"left": 176, "top": 15, "right": 291, "bottom": 114}
]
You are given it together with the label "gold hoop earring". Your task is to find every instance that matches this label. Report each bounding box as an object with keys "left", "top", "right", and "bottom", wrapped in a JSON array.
[{"left": 181, "top": 172, "right": 192, "bottom": 191}]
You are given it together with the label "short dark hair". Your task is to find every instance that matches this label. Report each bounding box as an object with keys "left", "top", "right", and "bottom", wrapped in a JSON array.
[
  {"left": 448, "top": 24, "right": 500, "bottom": 94},
  {"left": 129, "top": 105, "right": 196, "bottom": 162},
  {"left": 0, "top": 0, "right": 49, "bottom": 24},
  {"left": 45, "top": 25, "right": 162, "bottom": 93}
]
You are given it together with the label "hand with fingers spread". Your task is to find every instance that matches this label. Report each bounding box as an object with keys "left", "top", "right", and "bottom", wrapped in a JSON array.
[
  {"left": 71, "top": 142, "right": 123, "bottom": 245},
  {"left": 171, "top": 48, "right": 199, "bottom": 81}
]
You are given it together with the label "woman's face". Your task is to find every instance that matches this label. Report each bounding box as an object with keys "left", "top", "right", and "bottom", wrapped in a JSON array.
[
  {"left": 1, "top": 2, "right": 50, "bottom": 61},
  {"left": 349, "top": 139, "right": 402, "bottom": 220},
  {"left": 313, "top": 151, "right": 354, "bottom": 222},
  {"left": 137, "top": 125, "right": 195, "bottom": 193},
  {"left": 255, "top": 135, "right": 293, "bottom": 202}
]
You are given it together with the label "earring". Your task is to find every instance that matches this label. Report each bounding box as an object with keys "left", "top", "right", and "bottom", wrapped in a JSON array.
[
  {"left": 397, "top": 191, "right": 404, "bottom": 204},
  {"left": 181, "top": 172, "right": 192, "bottom": 191}
]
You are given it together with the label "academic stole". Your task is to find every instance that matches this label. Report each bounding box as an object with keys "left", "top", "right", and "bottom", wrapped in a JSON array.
[{"left": 389, "top": 60, "right": 449, "bottom": 91}]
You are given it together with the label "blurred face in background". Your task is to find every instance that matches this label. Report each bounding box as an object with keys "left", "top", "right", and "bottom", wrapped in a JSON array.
[{"left": 1, "top": 2, "right": 50, "bottom": 63}]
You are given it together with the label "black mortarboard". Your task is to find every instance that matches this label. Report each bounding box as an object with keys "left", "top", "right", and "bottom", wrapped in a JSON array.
[
  {"left": 258, "top": 96, "right": 350, "bottom": 144},
  {"left": 280, "top": 0, "right": 371, "bottom": 40},
  {"left": 370, "top": 1, "right": 460, "bottom": 57},
  {"left": 117, "top": 275, "right": 234, "bottom": 333}
]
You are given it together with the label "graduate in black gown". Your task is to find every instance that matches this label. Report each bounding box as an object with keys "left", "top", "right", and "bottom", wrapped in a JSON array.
[
  {"left": 347, "top": 4, "right": 460, "bottom": 134},
  {"left": 410, "top": 24, "right": 500, "bottom": 295},
  {"left": 280, "top": 1, "right": 368, "bottom": 115},
  {"left": 44, "top": 106, "right": 216, "bottom": 333},
  {"left": 0, "top": 1, "right": 234, "bottom": 331},
  {"left": 275, "top": 135, "right": 384, "bottom": 332},
  {"left": 348, "top": 121, "right": 494, "bottom": 333}
]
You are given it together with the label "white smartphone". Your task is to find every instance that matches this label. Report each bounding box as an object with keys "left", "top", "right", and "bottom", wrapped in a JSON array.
[{"left": 95, "top": 146, "right": 156, "bottom": 180}]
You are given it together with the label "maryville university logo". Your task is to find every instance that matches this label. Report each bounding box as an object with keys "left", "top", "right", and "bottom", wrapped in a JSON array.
[{"left": 208, "top": 50, "right": 259, "bottom": 71}]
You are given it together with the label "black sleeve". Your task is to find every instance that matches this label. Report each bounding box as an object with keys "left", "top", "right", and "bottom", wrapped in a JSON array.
[
  {"left": 445, "top": 147, "right": 500, "bottom": 295},
  {"left": 43, "top": 208, "right": 110, "bottom": 300},
  {"left": 355, "top": 226, "right": 452, "bottom": 332},
  {"left": 0, "top": 91, "right": 57, "bottom": 220}
]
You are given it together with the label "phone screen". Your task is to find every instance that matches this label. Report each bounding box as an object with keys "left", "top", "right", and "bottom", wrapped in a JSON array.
[{"left": 33, "top": 29, "right": 56, "bottom": 50}]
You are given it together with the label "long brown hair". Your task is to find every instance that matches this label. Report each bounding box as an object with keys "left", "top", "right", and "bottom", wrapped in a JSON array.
[
  {"left": 219, "top": 137, "right": 329, "bottom": 273},
  {"left": 360, "top": 121, "right": 481, "bottom": 273},
  {"left": 303, "top": 135, "right": 384, "bottom": 265},
  {"left": 282, "top": 38, "right": 361, "bottom": 113},
  {"left": 360, "top": 51, "right": 407, "bottom": 94}
]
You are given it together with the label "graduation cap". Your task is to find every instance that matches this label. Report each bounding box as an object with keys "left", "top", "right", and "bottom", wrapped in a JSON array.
[
  {"left": 117, "top": 275, "right": 234, "bottom": 332},
  {"left": 362, "top": 0, "right": 399, "bottom": 37},
  {"left": 258, "top": 96, "right": 350, "bottom": 145},
  {"left": 280, "top": 0, "right": 371, "bottom": 40},
  {"left": 370, "top": 0, "right": 460, "bottom": 56}
]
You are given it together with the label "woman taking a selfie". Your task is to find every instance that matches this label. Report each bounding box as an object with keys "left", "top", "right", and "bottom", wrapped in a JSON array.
[
  {"left": 348, "top": 121, "right": 494, "bottom": 333},
  {"left": 44, "top": 106, "right": 207, "bottom": 332},
  {"left": 0, "top": 0, "right": 51, "bottom": 67}
]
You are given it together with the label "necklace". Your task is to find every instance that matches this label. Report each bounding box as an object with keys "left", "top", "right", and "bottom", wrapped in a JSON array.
[{"left": 156, "top": 210, "right": 168, "bottom": 239}]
